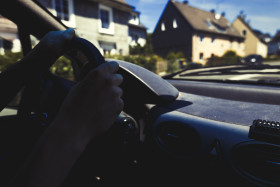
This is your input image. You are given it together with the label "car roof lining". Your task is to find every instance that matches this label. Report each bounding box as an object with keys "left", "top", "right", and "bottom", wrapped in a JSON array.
[{"left": 0, "top": 0, "right": 67, "bottom": 39}]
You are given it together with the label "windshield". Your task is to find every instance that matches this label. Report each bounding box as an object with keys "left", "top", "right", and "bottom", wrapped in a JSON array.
[{"left": 0, "top": 0, "right": 279, "bottom": 86}]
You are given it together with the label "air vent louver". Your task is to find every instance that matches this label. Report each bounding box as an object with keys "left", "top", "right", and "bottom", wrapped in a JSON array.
[
  {"left": 155, "top": 122, "right": 201, "bottom": 158},
  {"left": 231, "top": 142, "right": 280, "bottom": 186}
]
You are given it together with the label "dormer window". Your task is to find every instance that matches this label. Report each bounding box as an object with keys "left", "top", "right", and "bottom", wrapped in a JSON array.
[
  {"left": 161, "top": 22, "right": 165, "bottom": 31},
  {"left": 129, "top": 13, "right": 139, "bottom": 25},
  {"left": 99, "top": 4, "right": 114, "bottom": 35},
  {"left": 173, "top": 19, "right": 178, "bottom": 28},
  {"left": 53, "top": 0, "right": 75, "bottom": 27}
]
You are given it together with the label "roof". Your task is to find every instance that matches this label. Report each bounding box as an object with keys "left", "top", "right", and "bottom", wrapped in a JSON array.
[
  {"left": 172, "top": 1, "right": 243, "bottom": 38},
  {"left": 89, "top": 0, "right": 133, "bottom": 12},
  {"left": 114, "top": 0, "right": 129, "bottom": 5}
]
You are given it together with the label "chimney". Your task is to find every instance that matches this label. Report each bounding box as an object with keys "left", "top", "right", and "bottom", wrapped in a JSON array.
[
  {"left": 183, "top": 1, "right": 188, "bottom": 4},
  {"left": 210, "top": 9, "right": 215, "bottom": 14}
]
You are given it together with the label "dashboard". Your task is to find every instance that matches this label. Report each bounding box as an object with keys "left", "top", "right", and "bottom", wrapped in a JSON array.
[{"left": 145, "top": 80, "right": 280, "bottom": 186}]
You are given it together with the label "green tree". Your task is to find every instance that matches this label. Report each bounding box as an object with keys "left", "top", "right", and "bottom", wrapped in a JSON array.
[{"left": 129, "top": 33, "right": 153, "bottom": 55}]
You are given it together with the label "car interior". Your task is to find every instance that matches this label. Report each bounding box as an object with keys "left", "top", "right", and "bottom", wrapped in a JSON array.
[{"left": 0, "top": 1, "right": 280, "bottom": 187}]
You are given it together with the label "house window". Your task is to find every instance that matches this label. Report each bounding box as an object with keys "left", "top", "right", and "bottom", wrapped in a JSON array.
[
  {"left": 200, "top": 35, "right": 204, "bottom": 42},
  {"left": 129, "top": 13, "right": 139, "bottom": 25},
  {"left": 199, "top": 53, "right": 204, "bottom": 60},
  {"left": 55, "top": 0, "right": 69, "bottom": 21},
  {"left": 173, "top": 19, "right": 178, "bottom": 28},
  {"left": 52, "top": 0, "right": 75, "bottom": 27},
  {"left": 242, "top": 30, "right": 247, "bottom": 36},
  {"left": 100, "top": 9, "right": 109, "bottom": 28},
  {"left": 161, "top": 22, "right": 165, "bottom": 31},
  {"left": 211, "top": 37, "right": 215, "bottom": 43},
  {"left": 99, "top": 4, "right": 114, "bottom": 35}
]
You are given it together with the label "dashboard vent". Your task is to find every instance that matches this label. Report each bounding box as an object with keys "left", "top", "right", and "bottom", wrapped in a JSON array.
[
  {"left": 231, "top": 142, "right": 280, "bottom": 186},
  {"left": 155, "top": 122, "right": 201, "bottom": 158}
]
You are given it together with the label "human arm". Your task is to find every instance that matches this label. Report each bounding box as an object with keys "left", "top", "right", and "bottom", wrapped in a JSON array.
[
  {"left": 8, "top": 61, "right": 123, "bottom": 187},
  {"left": 0, "top": 28, "right": 75, "bottom": 111}
]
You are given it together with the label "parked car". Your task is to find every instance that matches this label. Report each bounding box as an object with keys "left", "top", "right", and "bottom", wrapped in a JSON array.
[
  {"left": 0, "top": 1, "right": 279, "bottom": 187},
  {"left": 239, "top": 54, "right": 264, "bottom": 65}
]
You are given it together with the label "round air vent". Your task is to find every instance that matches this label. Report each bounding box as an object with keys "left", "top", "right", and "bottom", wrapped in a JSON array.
[
  {"left": 231, "top": 142, "right": 280, "bottom": 186},
  {"left": 155, "top": 122, "right": 201, "bottom": 158}
]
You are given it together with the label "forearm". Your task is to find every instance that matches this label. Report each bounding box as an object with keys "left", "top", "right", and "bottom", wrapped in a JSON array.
[
  {"left": 8, "top": 118, "right": 92, "bottom": 187},
  {"left": 0, "top": 60, "right": 33, "bottom": 111},
  {"left": 0, "top": 47, "right": 56, "bottom": 111}
]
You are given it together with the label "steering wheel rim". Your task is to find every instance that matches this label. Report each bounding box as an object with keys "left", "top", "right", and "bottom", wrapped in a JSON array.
[{"left": 17, "top": 37, "right": 106, "bottom": 119}]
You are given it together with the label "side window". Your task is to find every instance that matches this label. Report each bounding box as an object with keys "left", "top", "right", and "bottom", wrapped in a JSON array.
[
  {"left": 0, "top": 15, "right": 22, "bottom": 115},
  {"left": 0, "top": 15, "right": 22, "bottom": 71},
  {"left": 98, "top": 4, "right": 114, "bottom": 35}
]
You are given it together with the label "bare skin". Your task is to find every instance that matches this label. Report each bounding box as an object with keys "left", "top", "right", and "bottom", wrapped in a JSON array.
[{"left": 6, "top": 29, "right": 124, "bottom": 187}]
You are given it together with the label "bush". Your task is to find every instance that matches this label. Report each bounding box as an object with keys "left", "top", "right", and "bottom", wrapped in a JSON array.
[
  {"left": 0, "top": 52, "right": 23, "bottom": 71},
  {"left": 0, "top": 52, "right": 74, "bottom": 80},
  {"left": 205, "top": 50, "right": 240, "bottom": 67},
  {"left": 165, "top": 51, "right": 184, "bottom": 73},
  {"left": 50, "top": 56, "right": 74, "bottom": 80}
]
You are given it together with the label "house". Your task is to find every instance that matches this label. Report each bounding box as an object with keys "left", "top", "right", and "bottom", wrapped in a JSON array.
[
  {"left": 232, "top": 15, "right": 268, "bottom": 58},
  {"left": 0, "top": 15, "right": 21, "bottom": 55},
  {"left": 152, "top": 0, "right": 245, "bottom": 64},
  {"left": 268, "top": 30, "right": 280, "bottom": 55},
  {"left": 36, "top": 0, "right": 147, "bottom": 55}
]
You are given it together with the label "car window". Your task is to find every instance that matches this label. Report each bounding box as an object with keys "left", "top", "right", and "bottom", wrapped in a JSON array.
[{"left": 0, "top": 14, "right": 75, "bottom": 116}]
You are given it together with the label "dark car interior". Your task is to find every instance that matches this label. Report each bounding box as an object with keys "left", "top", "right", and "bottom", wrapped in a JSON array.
[{"left": 0, "top": 1, "right": 280, "bottom": 187}]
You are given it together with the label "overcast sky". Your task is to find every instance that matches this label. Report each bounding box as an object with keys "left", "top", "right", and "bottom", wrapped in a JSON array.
[{"left": 125, "top": 0, "right": 280, "bottom": 37}]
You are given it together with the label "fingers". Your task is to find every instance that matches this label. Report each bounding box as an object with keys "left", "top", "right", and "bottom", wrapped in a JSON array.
[
  {"left": 85, "top": 61, "right": 121, "bottom": 83},
  {"left": 63, "top": 28, "right": 76, "bottom": 41},
  {"left": 101, "top": 61, "right": 119, "bottom": 74}
]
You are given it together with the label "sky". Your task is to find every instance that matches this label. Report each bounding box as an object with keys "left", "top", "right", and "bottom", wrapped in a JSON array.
[{"left": 125, "top": 0, "right": 280, "bottom": 37}]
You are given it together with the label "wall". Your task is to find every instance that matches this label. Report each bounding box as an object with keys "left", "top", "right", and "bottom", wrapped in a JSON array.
[
  {"left": 152, "top": 1, "right": 193, "bottom": 60},
  {"left": 39, "top": 0, "right": 131, "bottom": 55},
  {"left": 192, "top": 32, "right": 245, "bottom": 64},
  {"left": 232, "top": 18, "right": 267, "bottom": 57},
  {"left": 256, "top": 41, "right": 268, "bottom": 58}
]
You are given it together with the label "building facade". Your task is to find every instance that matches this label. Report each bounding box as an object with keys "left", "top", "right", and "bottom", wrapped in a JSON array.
[
  {"left": 232, "top": 16, "right": 268, "bottom": 58},
  {"left": 37, "top": 0, "right": 146, "bottom": 55},
  {"left": 152, "top": 0, "right": 245, "bottom": 65},
  {"left": 268, "top": 31, "right": 280, "bottom": 55}
]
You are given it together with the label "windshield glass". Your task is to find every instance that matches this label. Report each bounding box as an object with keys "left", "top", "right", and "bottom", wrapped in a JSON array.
[{"left": 1, "top": 0, "right": 279, "bottom": 86}]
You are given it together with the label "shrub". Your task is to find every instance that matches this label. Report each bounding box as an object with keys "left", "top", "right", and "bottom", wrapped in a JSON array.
[
  {"left": 165, "top": 51, "right": 184, "bottom": 73},
  {"left": 0, "top": 52, "right": 74, "bottom": 80},
  {"left": 0, "top": 52, "right": 23, "bottom": 71},
  {"left": 205, "top": 50, "right": 240, "bottom": 67},
  {"left": 50, "top": 56, "right": 74, "bottom": 80}
]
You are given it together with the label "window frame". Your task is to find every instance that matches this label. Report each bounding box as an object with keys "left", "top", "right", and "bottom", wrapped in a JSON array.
[{"left": 98, "top": 4, "right": 114, "bottom": 35}]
